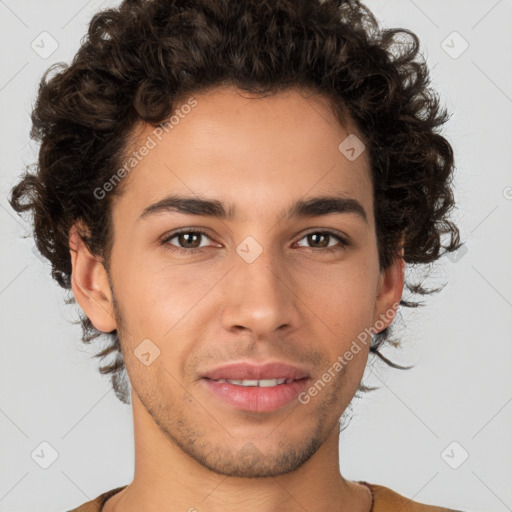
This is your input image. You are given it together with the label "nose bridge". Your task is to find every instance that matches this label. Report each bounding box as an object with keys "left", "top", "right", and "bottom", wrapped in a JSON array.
[{"left": 221, "top": 244, "right": 299, "bottom": 336}]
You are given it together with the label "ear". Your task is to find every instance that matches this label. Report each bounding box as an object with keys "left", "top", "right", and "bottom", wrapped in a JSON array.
[
  {"left": 69, "top": 223, "right": 117, "bottom": 333},
  {"left": 372, "top": 240, "right": 405, "bottom": 331}
]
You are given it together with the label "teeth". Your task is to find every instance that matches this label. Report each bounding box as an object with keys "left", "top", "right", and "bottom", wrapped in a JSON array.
[{"left": 216, "top": 378, "right": 289, "bottom": 387}]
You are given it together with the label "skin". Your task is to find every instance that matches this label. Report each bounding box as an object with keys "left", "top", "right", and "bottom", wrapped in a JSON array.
[{"left": 69, "top": 85, "right": 404, "bottom": 512}]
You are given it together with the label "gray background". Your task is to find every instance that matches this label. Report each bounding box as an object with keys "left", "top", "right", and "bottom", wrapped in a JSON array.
[{"left": 1, "top": 1, "right": 511, "bottom": 511}]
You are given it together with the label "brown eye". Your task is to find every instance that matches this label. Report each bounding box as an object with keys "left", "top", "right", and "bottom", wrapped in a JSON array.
[
  {"left": 306, "top": 233, "right": 329, "bottom": 248},
  {"left": 162, "top": 230, "right": 213, "bottom": 251},
  {"left": 296, "top": 231, "right": 348, "bottom": 251},
  {"left": 176, "top": 232, "right": 203, "bottom": 248}
]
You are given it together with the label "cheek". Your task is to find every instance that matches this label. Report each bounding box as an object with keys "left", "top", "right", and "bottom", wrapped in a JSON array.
[
  {"left": 296, "top": 261, "right": 379, "bottom": 329},
  {"left": 114, "top": 248, "right": 198, "bottom": 310},
  {"left": 293, "top": 264, "right": 378, "bottom": 385},
  {"left": 116, "top": 260, "right": 224, "bottom": 349}
]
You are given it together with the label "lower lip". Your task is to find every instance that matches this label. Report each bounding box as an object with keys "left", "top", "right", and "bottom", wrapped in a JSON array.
[{"left": 201, "top": 378, "right": 310, "bottom": 413}]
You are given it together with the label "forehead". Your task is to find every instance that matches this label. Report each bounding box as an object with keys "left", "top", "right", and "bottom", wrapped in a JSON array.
[{"left": 113, "top": 85, "right": 374, "bottom": 226}]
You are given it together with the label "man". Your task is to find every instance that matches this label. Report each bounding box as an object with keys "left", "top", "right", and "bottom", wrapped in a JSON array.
[{"left": 9, "top": 0, "right": 464, "bottom": 510}]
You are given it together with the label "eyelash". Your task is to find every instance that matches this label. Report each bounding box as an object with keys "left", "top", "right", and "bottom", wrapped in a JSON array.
[{"left": 160, "top": 228, "right": 350, "bottom": 255}]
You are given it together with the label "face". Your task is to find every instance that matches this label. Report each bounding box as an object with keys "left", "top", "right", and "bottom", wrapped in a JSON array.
[{"left": 71, "top": 85, "right": 403, "bottom": 478}]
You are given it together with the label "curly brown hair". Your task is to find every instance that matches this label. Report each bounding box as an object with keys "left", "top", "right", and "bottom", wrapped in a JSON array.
[{"left": 9, "top": 0, "right": 462, "bottom": 404}]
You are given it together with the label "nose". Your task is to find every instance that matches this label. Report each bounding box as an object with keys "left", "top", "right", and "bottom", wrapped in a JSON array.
[{"left": 220, "top": 248, "right": 301, "bottom": 338}]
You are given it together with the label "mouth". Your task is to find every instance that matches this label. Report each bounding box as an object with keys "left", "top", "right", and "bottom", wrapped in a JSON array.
[{"left": 200, "top": 361, "right": 311, "bottom": 413}]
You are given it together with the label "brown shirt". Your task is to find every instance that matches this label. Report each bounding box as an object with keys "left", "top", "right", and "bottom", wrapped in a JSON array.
[{"left": 66, "top": 482, "right": 463, "bottom": 511}]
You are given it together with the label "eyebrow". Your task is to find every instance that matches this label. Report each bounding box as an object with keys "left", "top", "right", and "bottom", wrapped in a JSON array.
[{"left": 137, "top": 193, "right": 368, "bottom": 224}]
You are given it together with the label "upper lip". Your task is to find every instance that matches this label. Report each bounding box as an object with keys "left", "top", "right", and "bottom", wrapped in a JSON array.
[{"left": 201, "top": 362, "right": 310, "bottom": 381}]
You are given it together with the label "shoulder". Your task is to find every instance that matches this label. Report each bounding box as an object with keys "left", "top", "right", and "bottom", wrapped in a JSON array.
[
  {"left": 66, "top": 485, "right": 127, "bottom": 512},
  {"left": 363, "top": 482, "right": 464, "bottom": 512}
]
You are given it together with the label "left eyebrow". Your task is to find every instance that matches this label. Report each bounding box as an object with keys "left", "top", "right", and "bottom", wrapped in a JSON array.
[{"left": 137, "top": 193, "right": 368, "bottom": 225}]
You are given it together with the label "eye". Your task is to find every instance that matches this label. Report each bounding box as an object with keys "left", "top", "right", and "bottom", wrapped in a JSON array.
[
  {"left": 161, "top": 230, "right": 215, "bottom": 253},
  {"left": 160, "top": 228, "right": 350, "bottom": 255},
  {"left": 294, "top": 230, "right": 349, "bottom": 252}
]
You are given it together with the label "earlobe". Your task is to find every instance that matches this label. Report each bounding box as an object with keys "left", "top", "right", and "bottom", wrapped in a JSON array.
[{"left": 69, "top": 224, "right": 117, "bottom": 333}]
